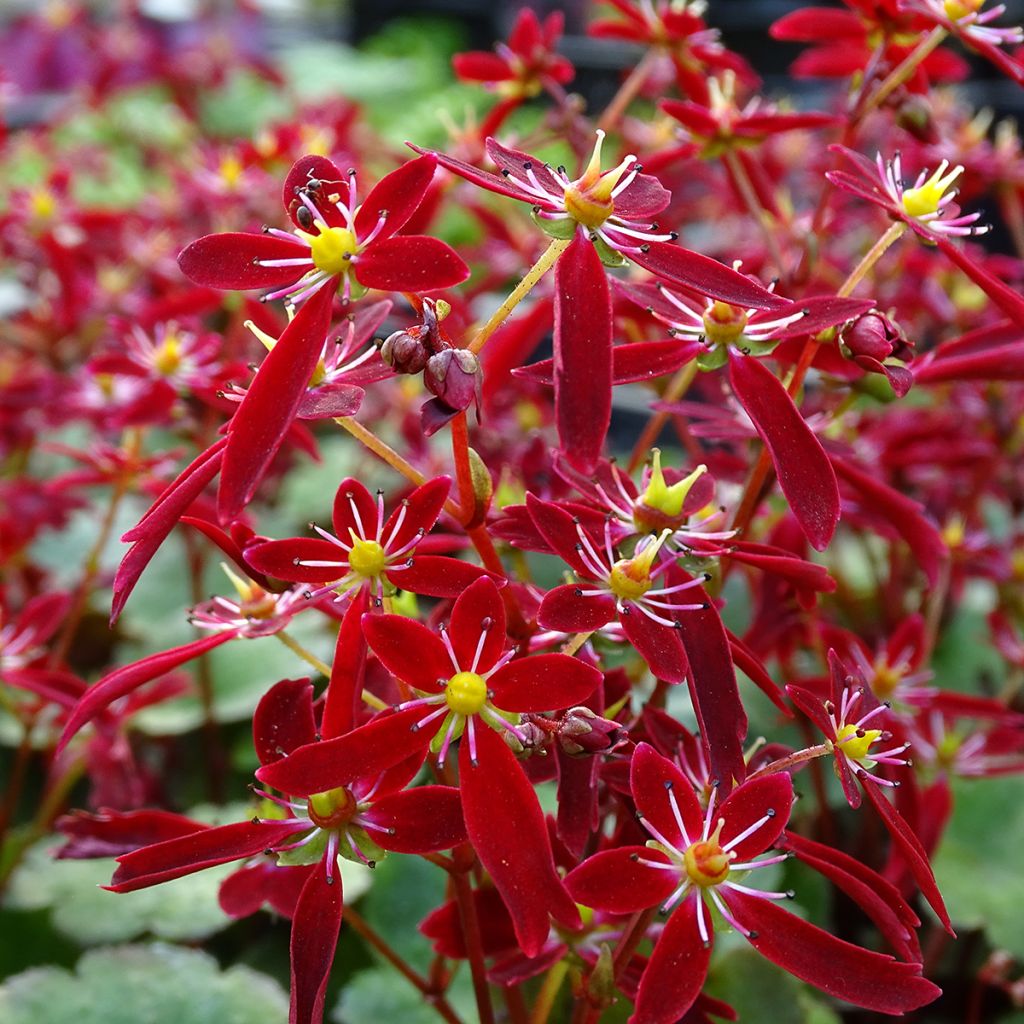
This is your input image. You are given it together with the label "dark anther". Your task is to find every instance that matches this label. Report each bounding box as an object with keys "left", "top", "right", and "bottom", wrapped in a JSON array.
[
  {"left": 668, "top": 232, "right": 679, "bottom": 240},
  {"left": 523, "top": 161, "right": 533, "bottom": 171},
  {"left": 639, "top": 243, "right": 651, "bottom": 253},
  {"left": 766, "top": 808, "right": 776, "bottom": 818},
  {"left": 574, "top": 588, "right": 583, "bottom": 597},
  {"left": 664, "top": 779, "right": 673, "bottom": 789},
  {"left": 501, "top": 169, "right": 510, "bottom": 177}
]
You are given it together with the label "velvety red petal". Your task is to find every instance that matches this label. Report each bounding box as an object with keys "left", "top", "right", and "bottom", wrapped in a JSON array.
[
  {"left": 514, "top": 338, "right": 701, "bottom": 387},
  {"left": 56, "top": 808, "right": 205, "bottom": 860},
  {"left": 178, "top": 233, "right": 308, "bottom": 290},
  {"left": 459, "top": 724, "right": 581, "bottom": 957},
  {"left": 355, "top": 236, "right": 469, "bottom": 292},
  {"left": 620, "top": 603, "right": 688, "bottom": 684},
  {"left": 613, "top": 172, "right": 672, "bottom": 220},
  {"left": 554, "top": 233, "right": 612, "bottom": 472},
  {"left": 296, "top": 382, "right": 364, "bottom": 419},
  {"left": 769, "top": 8, "right": 863, "bottom": 40},
  {"left": 565, "top": 846, "right": 676, "bottom": 914},
  {"left": 729, "top": 352, "right": 840, "bottom": 551},
  {"left": 254, "top": 678, "right": 317, "bottom": 766},
  {"left": 452, "top": 51, "right": 514, "bottom": 82},
  {"left": 718, "top": 773, "right": 793, "bottom": 859},
  {"left": 631, "top": 742, "right": 703, "bottom": 845},
  {"left": 282, "top": 155, "right": 346, "bottom": 229},
  {"left": 362, "top": 613, "right": 450, "bottom": 691},
  {"left": 631, "top": 893, "right": 711, "bottom": 1024},
  {"left": 363, "top": 786, "right": 466, "bottom": 853},
  {"left": 290, "top": 866, "right": 344, "bottom": 1024},
  {"left": 219, "top": 285, "right": 334, "bottom": 522},
  {"left": 489, "top": 653, "right": 602, "bottom": 712},
  {"left": 447, "top": 576, "right": 507, "bottom": 672},
  {"left": 386, "top": 556, "right": 498, "bottom": 599},
  {"left": 57, "top": 632, "right": 235, "bottom": 756},
  {"left": 859, "top": 774, "right": 953, "bottom": 934},
  {"left": 537, "top": 585, "right": 616, "bottom": 632},
  {"left": 673, "top": 593, "right": 749, "bottom": 788},
  {"left": 245, "top": 538, "right": 349, "bottom": 584},
  {"left": 555, "top": 748, "right": 599, "bottom": 858},
  {"left": 525, "top": 494, "right": 593, "bottom": 574},
  {"left": 384, "top": 476, "right": 451, "bottom": 556},
  {"left": 321, "top": 588, "right": 369, "bottom": 741},
  {"left": 108, "top": 820, "right": 304, "bottom": 892},
  {"left": 412, "top": 144, "right": 534, "bottom": 205},
  {"left": 256, "top": 707, "right": 432, "bottom": 797},
  {"left": 630, "top": 242, "right": 786, "bottom": 309},
  {"left": 725, "top": 890, "right": 941, "bottom": 1013},
  {"left": 354, "top": 153, "right": 437, "bottom": 240},
  {"left": 331, "top": 477, "right": 378, "bottom": 544},
  {"left": 485, "top": 138, "right": 565, "bottom": 197}
]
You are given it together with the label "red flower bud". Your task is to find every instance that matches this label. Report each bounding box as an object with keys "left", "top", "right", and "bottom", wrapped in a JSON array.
[
  {"left": 556, "top": 706, "right": 624, "bottom": 756},
  {"left": 841, "top": 311, "right": 904, "bottom": 362},
  {"left": 424, "top": 348, "right": 482, "bottom": 414},
  {"left": 379, "top": 329, "right": 429, "bottom": 374}
]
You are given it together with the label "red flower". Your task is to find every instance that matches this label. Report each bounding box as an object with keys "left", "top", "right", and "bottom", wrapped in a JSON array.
[
  {"left": 565, "top": 744, "right": 941, "bottom": 1022},
  {"left": 178, "top": 153, "right": 469, "bottom": 304}
]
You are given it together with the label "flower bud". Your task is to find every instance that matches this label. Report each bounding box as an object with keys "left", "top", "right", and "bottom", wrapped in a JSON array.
[
  {"left": 556, "top": 706, "right": 624, "bottom": 756},
  {"left": 379, "top": 329, "right": 429, "bottom": 375},
  {"left": 424, "top": 348, "right": 482, "bottom": 413},
  {"left": 841, "top": 312, "right": 902, "bottom": 362}
]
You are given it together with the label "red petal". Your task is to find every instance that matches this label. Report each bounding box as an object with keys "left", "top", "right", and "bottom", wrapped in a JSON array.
[
  {"left": 613, "top": 173, "right": 672, "bottom": 220},
  {"left": 448, "top": 576, "right": 507, "bottom": 672},
  {"left": 725, "top": 891, "right": 941, "bottom": 1014},
  {"left": 290, "top": 866, "right": 344, "bottom": 1024},
  {"left": 630, "top": 242, "right": 786, "bottom": 309},
  {"left": 355, "top": 236, "right": 469, "bottom": 292},
  {"left": 729, "top": 353, "right": 840, "bottom": 551},
  {"left": 386, "top": 555, "right": 497, "bottom": 599},
  {"left": 364, "top": 786, "right": 466, "bottom": 853},
  {"left": 489, "top": 653, "right": 601, "bottom": 712},
  {"left": 485, "top": 138, "right": 564, "bottom": 197},
  {"left": 255, "top": 707, "right": 432, "bottom": 796},
  {"left": 57, "top": 632, "right": 235, "bottom": 756},
  {"left": 631, "top": 742, "right": 703, "bottom": 845},
  {"left": 331, "top": 477, "right": 379, "bottom": 543},
  {"left": 245, "top": 538, "right": 348, "bottom": 584},
  {"left": 109, "top": 820, "right": 303, "bottom": 892},
  {"left": 383, "top": 476, "right": 451, "bottom": 554},
  {"left": 218, "top": 285, "right": 334, "bottom": 522},
  {"left": 56, "top": 808, "right": 206, "bottom": 860},
  {"left": 770, "top": 8, "right": 863, "bottom": 40},
  {"left": 718, "top": 774, "right": 792, "bottom": 859},
  {"left": 537, "top": 585, "right": 616, "bottom": 632},
  {"left": 254, "top": 678, "right": 317, "bottom": 766},
  {"left": 459, "top": 724, "right": 580, "bottom": 957},
  {"left": 935, "top": 237, "right": 1024, "bottom": 326},
  {"left": 565, "top": 846, "right": 676, "bottom": 914},
  {"left": 354, "top": 153, "right": 437, "bottom": 240},
  {"left": 859, "top": 774, "right": 953, "bottom": 935},
  {"left": 631, "top": 893, "right": 711, "bottom": 1024},
  {"left": 178, "top": 233, "right": 309, "bottom": 290},
  {"left": 452, "top": 51, "right": 514, "bottom": 82},
  {"left": 297, "top": 382, "right": 364, "bottom": 419},
  {"left": 620, "top": 603, "right": 688, "bottom": 684},
  {"left": 554, "top": 234, "right": 611, "bottom": 472},
  {"left": 674, "top": 593, "right": 748, "bottom": 787},
  {"left": 525, "top": 494, "right": 593, "bottom": 574},
  {"left": 282, "top": 155, "right": 346, "bottom": 229},
  {"left": 321, "top": 589, "right": 369, "bottom": 741},
  {"left": 362, "top": 613, "right": 450, "bottom": 691},
  {"left": 413, "top": 144, "right": 534, "bottom": 205},
  {"left": 514, "top": 338, "right": 701, "bottom": 387}
]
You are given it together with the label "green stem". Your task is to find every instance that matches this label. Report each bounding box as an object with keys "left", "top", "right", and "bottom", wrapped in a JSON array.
[
  {"left": 530, "top": 960, "right": 569, "bottom": 1024},
  {"left": 596, "top": 48, "right": 660, "bottom": 134},
  {"left": 275, "top": 631, "right": 388, "bottom": 712}
]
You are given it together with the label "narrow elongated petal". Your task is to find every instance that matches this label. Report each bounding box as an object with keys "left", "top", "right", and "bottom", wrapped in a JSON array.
[
  {"left": 485, "top": 138, "right": 565, "bottom": 197},
  {"left": 290, "top": 866, "right": 344, "bottom": 1024},
  {"left": 936, "top": 237, "right": 1024, "bottom": 326},
  {"left": 556, "top": 748, "right": 599, "bottom": 857},
  {"left": 254, "top": 678, "right": 317, "bottom": 766},
  {"left": 632, "top": 893, "right": 711, "bottom": 1024},
  {"left": 112, "top": 438, "right": 226, "bottom": 623},
  {"left": 57, "top": 809, "right": 207, "bottom": 860},
  {"left": 362, "top": 614, "right": 451, "bottom": 691},
  {"left": 108, "top": 820, "right": 304, "bottom": 892},
  {"left": 354, "top": 153, "right": 437, "bottom": 240},
  {"left": 355, "top": 236, "right": 469, "bottom": 292},
  {"left": 537, "top": 585, "right": 616, "bottom": 632},
  {"left": 297, "top": 383, "right": 364, "bottom": 419},
  {"left": 244, "top": 538, "right": 347, "bottom": 584},
  {"left": 363, "top": 786, "right": 466, "bottom": 853},
  {"left": 832, "top": 455, "right": 946, "bottom": 586},
  {"left": 859, "top": 774, "right": 953, "bottom": 935},
  {"left": 565, "top": 846, "right": 676, "bottom": 913},
  {"left": 384, "top": 476, "right": 451, "bottom": 553},
  {"left": 321, "top": 589, "right": 368, "bottom": 741},
  {"left": 448, "top": 576, "right": 507, "bottom": 672},
  {"left": 631, "top": 742, "right": 703, "bottom": 845},
  {"left": 718, "top": 773, "right": 792, "bottom": 859},
  {"left": 726, "top": 891, "right": 942, "bottom": 1014},
  {"left": 631, "top": 242, "right": 786, "bottom": 309},
  {"left": 218, "top": 285, "right": 334, "bottom": 522},
  {"left": 525, "top": 494, "right": 594, "bottom": 574},
  {"left": 386, "top": 556, "right": 498, "bottom": 598},
  {"left": 513, "top": 339, "right": 702, "bottom": 387},
  {"left": 256, "top": 707, "right": 432, "bottom": 796},
  {"left": 460, "top": 725, "right": 581, "bottom": 957},
  {"left": 554, "top": 233, "right": 611, "bottom": 472},
  {"left": 57, "top": 632, "right": 236, "bottom": 756},
  {"left": 489, "top": 654, "right": 602, "bottom": 712},
  {"left": 620, "top": 603, "right": 688, "bottom": 684},
  {"left": 411, "top": 144, "right": 534, "bottom": 205},
  {"left": 331, "top": 478, "right": 378, "bottom": 543},
  {"left": 178, "top": 233, "right": 309, "bottom": 290},
  {"left": 729, "top": 352, "right": 840, "bottom": 551}
]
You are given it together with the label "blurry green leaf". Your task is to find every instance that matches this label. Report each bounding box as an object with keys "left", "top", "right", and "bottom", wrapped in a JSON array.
[
  {"left": 0, "top": 944, "right": 288, "bottom": 1024},
  {"left": 331, "top": 965, "right": 476, "bottom": 1024},
  {"left": 932, "top": 776, "right": 1024, "bottom": 955},
  {"left": 199, "top": 71, "right": 289, "bottom": 138},
  {"left": 931, "top": 600, "right": 1005, "bottom": 694}
]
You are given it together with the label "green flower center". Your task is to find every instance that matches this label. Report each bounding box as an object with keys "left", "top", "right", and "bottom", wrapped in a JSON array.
[{"left": 307, "top": 786, "right": 357, "bottom": 830}]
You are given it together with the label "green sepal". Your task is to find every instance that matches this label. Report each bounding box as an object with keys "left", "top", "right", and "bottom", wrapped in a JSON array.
[
  {"left": 531, "top": 208, "right": 577, "bottom": 240},
  {"left": 592, "top": 233, "right": 628, "bottom": 268},
  {"left": 339, "top": 827, "right": 388, "bottom": 868},
  {"left": 735, "top": 337, "right": 781, "bottom": 358},
  {"left": 275, "top": 827, "right": 324, "bottom": 867},
  {"left": 696, "top": 345, "right": 729, "bottom": 372},
  {"left": 429, "top": 712, "right": 464, "bottom": 755}
]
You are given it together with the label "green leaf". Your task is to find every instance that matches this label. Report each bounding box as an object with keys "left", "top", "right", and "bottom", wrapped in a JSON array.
[
  {"left": 0, "top": 944, "right": 288, "bottom": 1024},
  {"left": 332, "top": 967, "right": 476, "bottom": 1024},
  {"left": 932, "top": 776, "right": 1024, "bottom": 955}
]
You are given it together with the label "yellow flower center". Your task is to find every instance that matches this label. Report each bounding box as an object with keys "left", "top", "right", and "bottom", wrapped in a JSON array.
[
  {"left": 309, "top": 226, "right": 359, "bottom": 276},
  {"left": 562, "top": 129, "right": 637, "bottom": 229},
  {"left": 702, "top": 300, "right": 748, "bottom": 346},
  {"left": 835, "top": 723, "right": 882, "bottom": 762},
  {"left": 445, "top": 671, "right": 488, "bottom": 716},
  {"left": 153, "top": 334, "right": 183, "bottom": 377},
  {"left": 307, "top": 787, "right": 357, "bottom": 829},
  {"left": 871, "top": 660, "right": 902, "bottom": 701},
  {"left": 218, "top": 155, "right": 244, "bottom": 189},
  {"left": 607, "top": 529, "right": 672, "bottom": 602},
  {"left": 348, "top": 537, "right": 387, "bottom": 579},
  {"left": 29, "top": 189, "right": 57, "bottom": 222},
  {"left": 943, "top": 0, "right": 984, "bottom": 19},
  {"left": 901, "top": 162, "right": 963, "bottom": 219},
  {"left": 683, "top": 820, "right": 731, "bottom": 887}
]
